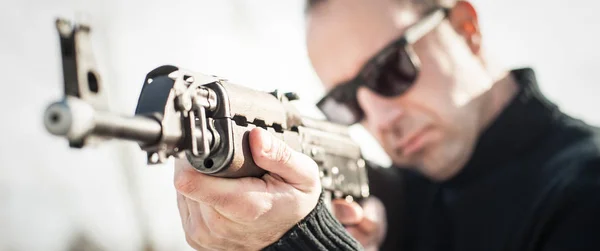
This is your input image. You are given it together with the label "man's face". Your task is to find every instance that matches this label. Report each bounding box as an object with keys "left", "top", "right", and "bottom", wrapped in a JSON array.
[{"left": 306, "top": 0, "right": 494, "bottom": 180}]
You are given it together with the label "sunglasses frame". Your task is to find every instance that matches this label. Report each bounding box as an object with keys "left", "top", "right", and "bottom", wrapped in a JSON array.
[{"left": 316, "top": 7, "right": 451, "bottom": 125}]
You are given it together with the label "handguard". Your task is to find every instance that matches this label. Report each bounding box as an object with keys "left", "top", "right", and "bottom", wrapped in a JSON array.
[{"left": 44, "top": 18, "right": 370, "bottom": 205}]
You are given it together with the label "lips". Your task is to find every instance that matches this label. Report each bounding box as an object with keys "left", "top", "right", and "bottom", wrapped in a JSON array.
[{"left": 395, "top": 126, "right": 432, "bottom": 156}]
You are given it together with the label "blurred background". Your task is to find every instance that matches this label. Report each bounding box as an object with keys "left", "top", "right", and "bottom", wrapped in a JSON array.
[{"left": 0, "top": 0, "right": 598, "bottom": 250}]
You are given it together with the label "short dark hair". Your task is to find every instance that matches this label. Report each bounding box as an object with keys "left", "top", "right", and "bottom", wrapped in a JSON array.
[{"left": 305, "top": 0, "right": 454, "bottom": 14}]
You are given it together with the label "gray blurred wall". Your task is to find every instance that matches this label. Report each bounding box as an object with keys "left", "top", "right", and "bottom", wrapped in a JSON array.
[{"left": 0, "top": 0, "right": 598, "bottom": 250}]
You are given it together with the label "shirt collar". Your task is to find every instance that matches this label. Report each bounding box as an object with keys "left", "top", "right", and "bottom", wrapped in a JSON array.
[{"left": 440, "top": 68, "right": 562, "bottom": 187}]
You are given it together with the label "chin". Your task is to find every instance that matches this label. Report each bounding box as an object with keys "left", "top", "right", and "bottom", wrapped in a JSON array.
[
  {"left": 389, "top": 143, "right": 464, "bottom": 181},
  {"left": 388, "top": 152, "right": 422, "bottom": 169},
  {"left": 423, "top": 146, "right": 470, "bottom": 181},
  {"left": 420, "top": 166, "right": 457, "bottom": 181}
]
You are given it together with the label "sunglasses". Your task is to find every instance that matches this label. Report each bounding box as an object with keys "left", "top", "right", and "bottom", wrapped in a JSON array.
[{"left": 316, "top": 7, "right": 450, "bottom": 125}]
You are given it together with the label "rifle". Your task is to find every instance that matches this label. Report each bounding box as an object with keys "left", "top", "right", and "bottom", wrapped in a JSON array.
[{"left": 44, "top": 18, "right": 370, "bottom": 207}]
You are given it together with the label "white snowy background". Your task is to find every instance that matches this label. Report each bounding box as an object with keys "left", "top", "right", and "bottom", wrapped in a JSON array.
[{"left": 0, "top": 0, "right": 598, "bottom": 250}]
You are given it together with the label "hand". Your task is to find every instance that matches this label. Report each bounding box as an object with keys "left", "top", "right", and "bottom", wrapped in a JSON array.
[
  {"left": 174, "top": 127, "right": 322, "bottom": 251},
  {"left": 332, "top": 197, "right": 387, "bottom": 251}
]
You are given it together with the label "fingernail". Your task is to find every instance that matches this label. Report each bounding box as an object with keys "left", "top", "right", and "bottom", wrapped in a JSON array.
[{"left": 259, "top": 128, "right": 273, "bottom": 154}]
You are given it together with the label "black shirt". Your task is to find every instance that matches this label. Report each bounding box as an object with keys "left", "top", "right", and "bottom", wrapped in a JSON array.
[{"left": 264, "top": 68, "right": 600, "bottom": 251}]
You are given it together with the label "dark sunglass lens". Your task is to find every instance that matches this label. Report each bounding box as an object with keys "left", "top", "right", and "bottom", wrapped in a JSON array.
[
  {"left": 371, "top": 48, "right": 417, "bottom": 96},
  {"left": 317, "top": 95, "right": 363, "bottom": 125}
]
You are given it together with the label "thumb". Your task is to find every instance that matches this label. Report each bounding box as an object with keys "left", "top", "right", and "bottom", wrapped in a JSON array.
[
  {"left": 357, "top": 197, "right": 387, "bottom": 243},
  {"left": 249, "top": 127, "right": 319, "bottom": 192},
  {"left": 332, "top": 199, "right": 364, "bottom": 225}
]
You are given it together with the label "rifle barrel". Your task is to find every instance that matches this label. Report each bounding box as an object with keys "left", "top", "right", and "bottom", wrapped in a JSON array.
[{"left": 44, "top": 97, "right": 162, "bottom": 145}]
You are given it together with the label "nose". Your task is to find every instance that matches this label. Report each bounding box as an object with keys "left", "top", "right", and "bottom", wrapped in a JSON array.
[{"left": 356, "top": 87, "right": 404, "bottom": 131}]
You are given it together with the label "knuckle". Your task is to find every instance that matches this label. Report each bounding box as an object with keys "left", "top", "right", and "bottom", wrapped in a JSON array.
[
  {"left": 273, "top": 141, "right": 293, "bottom": 165},
  {"left": 210, "top": 193, "right": 231, "bottom": 209},
  {"left": 295, "top": 156, "right": 321, "bottom": 192},
  {"left": 186, "top": 219, "right": 201, "bottom": 239},
  {"left": 187, "top": 224, "right": 209, "bottom": 247},
  {"left": 185, "top": 234, "right": 194, "bottom": 245},
  {"left": 185, "top": 234, "right": 206, "bottom": 250},
  {"left": 174, "top": 172, "right": 231, "bottom": 207},
  {"left": 307, "top": 161, "right": 321, "bottom": 185},
  {"left": 185, "top": 235, "right": 197, "bottom": 249},
  {"left": 174, "top": 172, "right": 197, "bottom": 195},
  {"left": 191, "top": 228, "right": 217, "bottom": 248}
]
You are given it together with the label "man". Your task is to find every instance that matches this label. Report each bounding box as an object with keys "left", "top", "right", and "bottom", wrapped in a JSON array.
[{"left": 173, "top": 0, "right": 600, "bottom": 250}]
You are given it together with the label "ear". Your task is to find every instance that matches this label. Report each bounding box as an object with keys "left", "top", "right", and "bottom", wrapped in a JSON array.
[{"left": 449, "top": 1, "right": 481, "bottom": 55}]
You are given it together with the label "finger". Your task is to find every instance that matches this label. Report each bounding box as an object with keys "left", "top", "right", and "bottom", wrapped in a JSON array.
[
  {"left": 174, "top": 158, "right": 267, "bottom": 208},
  {"left": 185, "top": 198, "right": 225, "bottom": 250},
  {"left": 175, "top": 159, "right": 277, "bottom": 223},
  {"left": 198, "top": 201, "right": 250, "bottom": 245},
  {"left": 182, "top": 198, "right": 217, "bottom": 250},
  {"left": 356, "top": 217, "right": 379, "bottom": 236},
  {"left": 185, "top": 233, "right": 209, "bottom": 251},
  {"left": 249, "top": 127, "right": 319, "bottom": 192},
  {"left": 188, "top": 201, "right": 246, "bottom": 250},
  {"left": 361, "top": 197, "right": 386, "bottom": 222},
  {"left": 176, "top": 193, "right": 191, "bottom": 228},
  {"left": 345, "top": 226, "right": 370, "bottom": 247},
  {"left": 332, "top": 199, "right": 364, "bottom": 225},
  {"left": 358, "top": 197, "right": 387, "bottom": 241}
]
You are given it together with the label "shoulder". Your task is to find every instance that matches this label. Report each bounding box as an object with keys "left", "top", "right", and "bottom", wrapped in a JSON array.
[
  {"left": 540, "top": 114, "right": 600, "bottom": 195},
  {"left": 527, "top": 114, "right": 600, "bottom": 214},
  {"left": 533, "top": 157, "right": 600, "bottom": 250},
  {"left": 526, "top": 118, "right": 600, "bottom": 249},
  {"left": 533, "top": 116, "right": 600, "bottom": 233},
  {"left": 538, "top": 114, "right": 600, "bottom": 172}
]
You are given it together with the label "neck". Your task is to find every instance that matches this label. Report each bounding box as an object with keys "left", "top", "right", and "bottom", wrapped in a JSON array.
[{"left": 478, "top": 69, "right": 520, "bottom": 132}]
